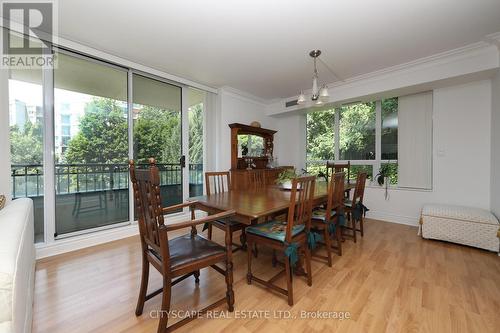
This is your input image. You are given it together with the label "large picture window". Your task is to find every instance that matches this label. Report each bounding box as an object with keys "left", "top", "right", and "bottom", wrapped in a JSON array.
[{"left": 306, "top": 98, "right": 398, "bottom": 184}]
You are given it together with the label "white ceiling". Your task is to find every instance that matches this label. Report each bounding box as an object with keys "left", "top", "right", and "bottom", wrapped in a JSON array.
[{"left": 53, "top": 0, "right": 500, "bottom": 100}]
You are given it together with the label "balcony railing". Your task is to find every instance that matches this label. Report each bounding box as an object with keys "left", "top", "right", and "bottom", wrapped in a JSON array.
[{"left": 11, "top": 163, "right": 204, "bottom": 198}]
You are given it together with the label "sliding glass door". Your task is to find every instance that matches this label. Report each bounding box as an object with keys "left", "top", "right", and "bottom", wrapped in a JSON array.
[
  {"left": 8, "top": 45, "right": 207, "bottom": 242},
  {"left": 53, "top": 52, "right": 129, "bottom": 237},
  {"left": 132, "top": 74, "right": 183, "bottom": 208}
]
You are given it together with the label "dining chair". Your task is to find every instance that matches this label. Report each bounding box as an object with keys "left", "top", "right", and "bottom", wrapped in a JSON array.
[
  {"left": 311, "top": 172, "right": 346, "bottom": 266},
  {"left": 245, "top": 176, "right": 316, "bottom": 306},
  {"left": 326, "top": 161, "right": 351, "bottom": 183},
  {"left": 205, "top": 171, "right": 247, "bottom": 251},
  {"left": 343, "top": 172, "right": 368, "bottom": 243},
  {"left": 130, "top": 159, "right": 236, "bottom": 333}
]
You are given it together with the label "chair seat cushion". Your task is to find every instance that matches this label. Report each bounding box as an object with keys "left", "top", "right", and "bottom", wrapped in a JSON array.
[
  {"left": 312, "top": 208, "right": 337, "bottom": 222},
  {"left": 159, "top": 234, "right": 226, "bottom": 270},
  {"left": 246, "top": 221, "right": 304, "bottom": 242}
]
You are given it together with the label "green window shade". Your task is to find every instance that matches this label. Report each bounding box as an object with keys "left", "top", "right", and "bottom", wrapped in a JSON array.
[
  {"left": 54, "top": 52, "right": 128, "bottom": 101},
  {"left": 132, "top": 74, "right": 181, "bottom": 111}
]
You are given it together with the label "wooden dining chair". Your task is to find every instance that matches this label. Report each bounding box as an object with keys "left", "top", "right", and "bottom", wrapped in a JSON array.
[
  {"left": 205, "top": 171, "right": 247, "bottom": 251},
  {"left": 246, "top": 176, "right": 316, "bottom": 306},
  {"left": 326, "top": 161, "right": 351, "bottom": 183},
  {"left": 311, "top": 172, "right": 346, "bottom": 266},
  {"left": 343, "top": 172, "right": 368, "bottom": 243},
  {"left": 130, "top": 159, "right": 236, "bottom": 333}
]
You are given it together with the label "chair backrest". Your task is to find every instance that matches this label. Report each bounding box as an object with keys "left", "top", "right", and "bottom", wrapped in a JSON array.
[
  {"left": 129, "top": 159, "right": 168, "bottom": 258},
  {"left": 285, "top": 176, "right": 316, "bottom": 243},
  {"left": 205, "top": 171, "right": 231, "bottom": 195},
  {"left": 352, "top": 172, "right": 367, "bottom": 205},
  {"left": 325, "top": 172, "right": 345, "bottom": 221},
  {"left": 326, "top": 161, "right": 351, "bottom": 182},
  {"left": 247, "top": 169, "right": 266, "bottom": 190}
]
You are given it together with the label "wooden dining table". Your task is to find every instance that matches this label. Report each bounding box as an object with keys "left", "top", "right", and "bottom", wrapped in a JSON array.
[{"left": 189, "top": 181, "right": 356, "bottom": 225}]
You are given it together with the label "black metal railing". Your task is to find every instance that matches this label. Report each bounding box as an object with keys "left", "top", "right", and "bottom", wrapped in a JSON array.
[{"left": 11, "top": 163, "right": 204, "bottom": 198}]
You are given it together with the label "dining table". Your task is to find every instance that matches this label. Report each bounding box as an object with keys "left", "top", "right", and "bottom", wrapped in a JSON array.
[{"left": 189, "top": 180, "right": 356, "bottom": 226}]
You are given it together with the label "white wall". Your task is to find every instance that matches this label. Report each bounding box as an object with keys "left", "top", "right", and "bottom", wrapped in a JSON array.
[
  {"left": 0, "top": 69, "right": 11, "bottom": 201},
  {"left": 275, "top": 114, "right": 306, "bottom": 170},
  {"left": 491, "top": 70, "right": 500, "bottom": 218},
  {"left": 215, "top": 88, "right": 278, "bottom": 171}
]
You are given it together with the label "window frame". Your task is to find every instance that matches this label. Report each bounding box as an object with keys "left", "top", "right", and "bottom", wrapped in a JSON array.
[{"left": 306, "top": 100, "right": 398, "bottom": 185}]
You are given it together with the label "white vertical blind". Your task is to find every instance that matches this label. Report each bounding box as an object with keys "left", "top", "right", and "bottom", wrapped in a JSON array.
[{"left": 398, "top": 91, "right": 433, "bottom": 189}]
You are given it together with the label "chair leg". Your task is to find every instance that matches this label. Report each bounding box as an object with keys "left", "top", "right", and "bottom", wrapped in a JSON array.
[
  {"left": 208, "top": 224, "right": 213, "bottom": 240},
  {"left": 304, "top": 245, "right": 312, "bottom": 287},
  {"left": 284, "top": 255, "right": 293, "bottom": 306},
  {"left": 324, "top": 227, "right": 332, "bottom": 267},
  {"left": 246, "top": 239, "right": 253, "bottom": 284},
  {"left": 157, "top": 278, "right": 172, "bottom": 333},
  {"left": 272, "top": 249, "right": 277, "bottom": 267},
  {"left": 336, "top": 226, "right": 343, "bottom": 256},
  {"left": 135, "top": 254, "right": 150, "bottom": 316},
  {"left": 194, "top": 270, "right": 200, "bottom": 284},
  {"left": 352, "top": 219, "right": 357, "bottom": 243},
  {"left": 225, "top": 258, "right": 235, "bottom": 312},
  {"left": 239, "top": 227, "right": 247, "bottom": 249},
  {"left": 360, "top": 216, "right": 364, "bottom": 237}
]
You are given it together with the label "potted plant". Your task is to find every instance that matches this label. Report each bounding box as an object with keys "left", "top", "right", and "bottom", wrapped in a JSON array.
[
  {"left": 276, "top": 169, "right": 299, "bottom": 189},
  {"left": 375, "top": 164, "right": 391, "bottom": 186}
]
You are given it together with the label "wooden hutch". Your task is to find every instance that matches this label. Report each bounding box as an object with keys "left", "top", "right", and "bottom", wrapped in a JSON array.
[{"left": 229, "top": 123, "right": 292, "bottom": 190}]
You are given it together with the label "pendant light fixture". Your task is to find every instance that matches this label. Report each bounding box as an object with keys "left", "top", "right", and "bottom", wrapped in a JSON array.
[{"left": 297, "top": 50, "right": 329, "bottom": 106}]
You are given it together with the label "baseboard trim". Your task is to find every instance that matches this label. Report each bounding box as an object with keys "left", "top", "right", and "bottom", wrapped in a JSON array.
[
  {"left": 35, "top": 211, "right": 206, "bottom": 259},
  {"left": 366, "top": 211, "right": 419, "bottom": 226},
  {"left": 35, "top": 223, "right": 140, "bottom": 259}
]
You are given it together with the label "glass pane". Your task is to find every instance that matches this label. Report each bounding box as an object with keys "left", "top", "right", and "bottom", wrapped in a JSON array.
[
  {"left": 54, "top": 53, "right": 129, "bottom": 236},
  {"left": 305, "top": 161, "right": 327, "bottom": 179},
  {"left": 8, "top": 68, "right": 44, "bottom": 243},
  {"left": 133, "top": 74, "right": 182, "bottom": 209},
  {"left": 339, "top": 102, "right": 376, "bottom": 160},
  {"left": 188, "top": 89, "right": 205, "bottom": 197},
  {"left": 306, "top": 109, "right": 335, "bottom": 161},
  {"left": 237, "top": 134, "right": 265, "bottom": 157},
  {"left": 350, "top": 165, "right": 373, "bottom": 182},
  {"left": 382, "top": 97, "right": 398, "bottom": 160}
]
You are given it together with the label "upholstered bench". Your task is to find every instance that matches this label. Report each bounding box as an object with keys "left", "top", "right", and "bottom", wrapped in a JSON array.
[{"left": 419, "top": 204, "right": 500, "bottom": 254}]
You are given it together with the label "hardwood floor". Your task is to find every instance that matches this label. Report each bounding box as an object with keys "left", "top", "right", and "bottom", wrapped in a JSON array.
[{"left": 33, "top": 219, "right": 500, "bottom": 333}]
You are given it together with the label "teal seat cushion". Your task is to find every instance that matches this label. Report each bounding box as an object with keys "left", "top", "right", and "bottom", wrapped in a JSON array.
[
  {"left": 246, "top": 220, "right": 305, "bottom": 242},
  {"left": 312, "top": 208, "right": 337, "bottom": 222}
]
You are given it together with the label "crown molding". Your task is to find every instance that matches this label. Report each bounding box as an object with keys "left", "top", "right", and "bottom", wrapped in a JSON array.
[{"left": 219, "top": 86, "right": 269, "bottom": 106}]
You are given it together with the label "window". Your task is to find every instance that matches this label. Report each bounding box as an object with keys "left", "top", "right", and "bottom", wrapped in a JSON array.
[
  {"left": 8, "top": 68, "right": 44, "bottom": 242},
  {"left": 339, "top": 102, "right": 376, "bottom": 160},
  {"left": 306, "top": 98, "right": 400, "bottom": 186},
  {"left": 7, "top": 38, "right": 210, "bottom": 245},
  {"left": 133, "top": 73, "right": 182, "bottom": 209},
  {"left": 54, "top": 52, "right": 129, "bottom": 236},
  {"left": 188, "top": 88, "right": 205, "bottom": 197}
]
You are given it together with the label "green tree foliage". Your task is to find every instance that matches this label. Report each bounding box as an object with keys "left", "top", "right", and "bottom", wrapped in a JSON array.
[
  {"left": 306, "top": 110, "right": 335, "bottom": 161},
  {"left": 133, "top": 105, "right": 181, "bottom": 164},
  {"left": 65, "top": 98, "right": 128, "bottom": 164},
  {"left": 339, "top": 102, "right": 375, "bottom": 160},
  {"left": 10, "top": 122, "right": 43, "bottom": 164},
  {"left": 188, "top": 103, "right": 203, "bottom": 163}
]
